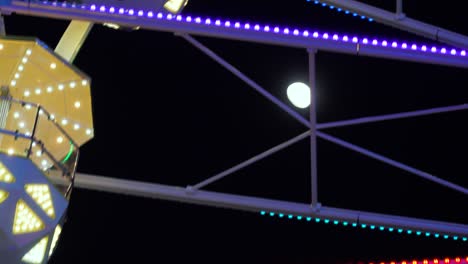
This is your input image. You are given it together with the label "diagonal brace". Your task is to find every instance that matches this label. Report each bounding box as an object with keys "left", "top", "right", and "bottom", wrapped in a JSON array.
[
  {"left": 190, "top": 130, "right": 311, "bottom": 190},
  {"left": 178, "top": 33, "right": 310, "bottom": 128},
  {"left": 316, "top": 131, "right": 468, "bottom": 195},
  {"left": 317, "top": 103, "right": 468, "bottom": 130}
]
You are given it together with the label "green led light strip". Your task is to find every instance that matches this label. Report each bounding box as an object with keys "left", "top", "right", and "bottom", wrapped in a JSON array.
[
  {"left": 259, "top": 211, "right": 467, "bottom": 242},
  {"left": 61, "top": 141, "right": 74, "bottom": 163}
]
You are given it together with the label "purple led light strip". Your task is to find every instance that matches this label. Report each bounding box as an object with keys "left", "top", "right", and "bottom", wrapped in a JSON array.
[{"left": 34, "top": 1, "right": 467, "bottom": 57}]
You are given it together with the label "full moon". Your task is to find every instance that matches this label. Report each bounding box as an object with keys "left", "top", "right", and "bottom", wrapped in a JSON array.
[{"left": 287, "top": 82, "right": 310, "bottom": 108}]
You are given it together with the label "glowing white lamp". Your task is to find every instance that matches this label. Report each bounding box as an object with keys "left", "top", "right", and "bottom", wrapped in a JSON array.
[
  {"left": 287, "top": 82, "right": 311, "bottom": 108},
  {"left": 164, "top": 0, "right": 189, "bottom": 14}
]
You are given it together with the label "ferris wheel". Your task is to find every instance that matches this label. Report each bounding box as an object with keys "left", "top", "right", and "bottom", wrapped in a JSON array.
[{"left": 1, "top": 1, "right": 468, "bottom": 263}]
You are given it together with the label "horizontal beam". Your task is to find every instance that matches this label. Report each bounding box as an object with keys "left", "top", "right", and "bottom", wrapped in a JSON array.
[
  {"left": 320, "top": 0, "right": 468, "bottom": 50},
  {"left": 316, "top": 131, "right": 468, "bottom": 196},
  {"left": 2, "top": 1, "right": 468, "bottom": 68},
  {"left": 317, "top": 103, "right": 468, "bottom": 129},
  {"left": 49, "top": 172, "right": 468, "bottom": 237}
]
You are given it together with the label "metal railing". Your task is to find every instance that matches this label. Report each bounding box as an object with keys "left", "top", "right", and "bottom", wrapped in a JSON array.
[{"left": 0, "top": 95, "right": 79, "bottom": 198}]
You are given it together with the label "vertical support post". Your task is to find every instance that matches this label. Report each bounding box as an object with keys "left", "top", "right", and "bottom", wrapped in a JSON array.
[
  {"left": 0, "top": 14, "right": 5, "bottom": 36},
  {"left": 396, "top": 0, "right": 404, "bottom": 19},
  {"left": 308, "top": 48, "right": 319, "bottom": 209},
  {"left": 66, "top": 147, "right": 79, "bottom": 199},
  {"left": 27, "top": 105, "right": 41, "bottom": 159}
]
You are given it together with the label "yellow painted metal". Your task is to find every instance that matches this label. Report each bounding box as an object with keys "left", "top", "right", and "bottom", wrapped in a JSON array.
[
  {"left": 0, "top": 36, "right": 93, "bottom": 160},
  {"left": 55, "top": 20, "right": 93, "bottom": 63}
]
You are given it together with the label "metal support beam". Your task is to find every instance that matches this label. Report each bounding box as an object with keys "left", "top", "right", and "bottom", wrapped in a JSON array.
[
  {"left": 395, "top": 0, "right": 404, "bottom": 20},
  {"left": 48, "top": 172, "right": 468, "bottom": 236},
  {"left": 308, "top": 48, "right": 319, "bottom": 209},
  {"left": 5, "top": 0, "right": 468, "bottom": 242},
  {"left": 55, "top": 20, "right": 93, "bottom": 63},
  {"left": 316, "top": 131, "right": 468, "bottom": 195},
  {"left": 180, "top": 33, "right": 310, "bottom": 127},
  {"left": 2, "top": 1, "right": 468, "bottom": 68},
  {"left": 191, "top": 131, "right": 311, "bottom": 190},
  {"left": 320, "top": 0, "right": 468, "bottom": 50},
  {"left": 317, "top": 103, "right": 468, "bottom": 130},
  {"left": 0, "top": 14, "right": 5, "bottom": 36}
]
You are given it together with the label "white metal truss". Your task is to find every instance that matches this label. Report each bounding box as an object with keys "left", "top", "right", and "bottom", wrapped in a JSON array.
[
  {"left": 2, "top": 0, "right": 468, "bottom": 239},
  {"left": 319, "top": 0, "right": 468, "bottom": 50},
  {"left": 47, "top": 171, "right": 468, "bottom": 237}
]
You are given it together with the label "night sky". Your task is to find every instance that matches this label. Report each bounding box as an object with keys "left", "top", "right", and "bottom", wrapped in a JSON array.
[{"left": 2, "top": 0, "right": 468, "bottom": 263}]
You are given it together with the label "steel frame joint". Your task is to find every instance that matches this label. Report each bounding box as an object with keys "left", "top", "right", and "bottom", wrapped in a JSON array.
[
  {"left": 185, "top": 185, "right": 197, "bottom": 194},
  {"left": 311, "top": 202, "right": 322, "bottom": 212},
  {"left": 395, "top": 0, "right": 405, "bottom": 20}
]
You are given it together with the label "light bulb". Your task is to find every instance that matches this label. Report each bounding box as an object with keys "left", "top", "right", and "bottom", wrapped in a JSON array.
[{"left": 7, "top": 148, "right": 14, "bottom": 155}]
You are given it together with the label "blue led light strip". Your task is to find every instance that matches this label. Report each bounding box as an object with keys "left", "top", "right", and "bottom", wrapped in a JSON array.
[
  {"left": 306, "top": 0, "right": 374, "bottom": 22},
  {"left": 260, "top": 211, "right": 468, "bottom": 242},
  {"left": 21, "top": 0, "right": 468, "bottom": 61}
]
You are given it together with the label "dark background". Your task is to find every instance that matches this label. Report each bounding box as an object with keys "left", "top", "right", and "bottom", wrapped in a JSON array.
[{"left": 3, "top": 0, "right": 468, "bottom": 263}]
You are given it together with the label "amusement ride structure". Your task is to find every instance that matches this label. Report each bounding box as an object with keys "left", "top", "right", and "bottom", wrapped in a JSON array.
[{"left": 0, "top": 0, "right": 468, "bottom": 263}]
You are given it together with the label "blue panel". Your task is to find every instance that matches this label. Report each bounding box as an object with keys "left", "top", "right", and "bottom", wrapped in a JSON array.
[
  {"left": 0, "top": 0, "right": 12, "bottom": 5},
  {"left": 0, "top": 153, "right": 69, "bottom": 253}
]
